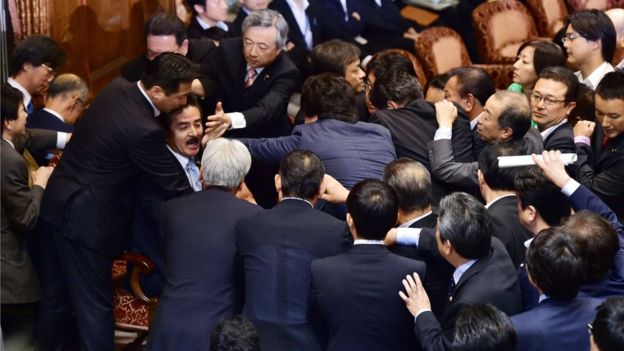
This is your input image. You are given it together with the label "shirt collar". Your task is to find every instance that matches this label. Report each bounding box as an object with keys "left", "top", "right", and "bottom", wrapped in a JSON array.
[
  {"left": 616, "top": 59, "right": 624, "bottom": 71},
  {"left": 137, "top": 81, "right": 160, "bottom": 117},
  {"left": 575, "top": 61, "right": 615, "bottom": 90},
  {"left": 166, "top": 144, "right": 192, "bottom": 169},
  {"left": 484, "top": 194, "right": 516, "bottom": 209},
  {"left": 353, "top": 239, "right": 384, "bottom": 245},
  {"left": 470, "top": 115, "right": 480, "bottom": 130},
  {"left": 195, "top": 16, "right": 229, "bottom": 32},
  {"left": 453, "top": 259, "right": 477, "bottom": 284},
  {"left": 2, "top": 138, "right": 15, "bottom": 149},
  {"left": 399, "top": 210, "right": 433, "bottom": 228},
  {"left": 43, "top": 108, "right": 66, "bottom": 123},
  {"left": 538, "top": 294, "right": 549, "bottom": 303},
  {"left": 282, "top": 197, "right": 313, "bottom": 207},
  {"left": 540, "top": 119, "right": 568, "bottom": 140},
  {"left": 7, "top": 78, "right": 32, "bottom": 110},
  {"left": 285, "top": 0, "right": 309, "bottom": 11}
]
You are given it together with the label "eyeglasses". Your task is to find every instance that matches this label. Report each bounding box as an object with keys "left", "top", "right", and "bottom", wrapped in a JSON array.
[
  {"left": 41, "top": 63, "right": 57, "bottom": 76},
  {"left": 562, "top": 33, "right": 583, "bottom": 43},
  {"left": 530, "top": 92, "right": 566, "bottom": 106},
  {"left": 588, "top": 323, "right": 593, "bottom": 335}
]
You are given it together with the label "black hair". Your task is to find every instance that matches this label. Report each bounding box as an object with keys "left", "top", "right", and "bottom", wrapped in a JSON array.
[
  {"left": 346, "top": 179, "right": 398, "bottom": 240},
  {"left": 596, "top": 71, "right": 624, "bottom": 101},
  {"left": 496, "top": 92, "right": 532, "bottom": 141},
  {"left": 210, "top": 315, "right": 261, "bottom": 351},
  {"left": 447, "top": 66, "right": 495, "bottom": 106},
  {"left": 311, "top": 39, "right": 360, "bottom": 76},
  {"left": 453, "top": 303, "right": 517, "bottom": 351},
  {"left": 383, "top": 158, "right": 432, "bottom": 213},
  {"left": 366, "top": 52, "right": 416, "bottom": 81},
  {"left": 144, "top": 12, "right": 187, "bottom": 45},
  {"left": 142, "top": 53, "right": 198, "bottom": 95},
  {"left": 565, "top": 9, "right": 617, "bottom": 63},
  {"left": 536, "top": 66, "right": 579, "bottom": 103},
  {"left": 514, "top": 167, "right": 571, "bottom": 227},
  {"left": 424, "top": 73, "right": 450, "bottom": 95},
  {"left": 369, "top": 70, "right": 423, "bottom": 110},
  {"left": 438, "top": 192, "right": 492, "bottom": 259},
  {"left": 1, "top": 84, "right": 24, "bottom": 132},
  {"left": 9, "top": 35, "right": 66, "bottom": 77},
  {"left": 478, "top": 141, "right": 523, "bottom": 191},
  {"left": 592, "top": 296, "right": 624, "bottom": 351},
  {"left": 158, "top": 94, "right": 202, "bottom": 130},
  {"left": 516, "top": 40, "right": 566, "bottom": 76},
  {"left": 300, "top": 73, "right": 357, "bottom": 123},
  {"left": 278, "top": 149, "right": 325, "bottom": 200},
  {"left": 526, "top": 227, "right": 586, "bottom": 300}
]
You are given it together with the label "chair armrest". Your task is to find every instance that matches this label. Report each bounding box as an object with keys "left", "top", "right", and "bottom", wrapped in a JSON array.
[{"left": 120, "top": 252, "right": 159, "bottom": 306}]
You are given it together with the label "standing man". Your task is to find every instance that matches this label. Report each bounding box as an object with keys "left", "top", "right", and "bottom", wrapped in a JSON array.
[{"left": 36, "top": 53, "right": 197, "bottom": 350}]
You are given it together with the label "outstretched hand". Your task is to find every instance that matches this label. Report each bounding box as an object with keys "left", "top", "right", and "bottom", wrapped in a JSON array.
[
  {"left": 399, "top": 273, "right": 431, "bottom": 317},
  {"left": 434, "top": 100, "right": 458, "bottom": 129},
  {"left": 203, "top": 102, "right": 229, "bottom": 145}
]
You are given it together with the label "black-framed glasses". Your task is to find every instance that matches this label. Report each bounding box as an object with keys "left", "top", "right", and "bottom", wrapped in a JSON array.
[
  {"left": 530, "top": 92, "right": 566, "bottom": 106},
  {"left": 41, "top": 63, "right": 57, "bottom": 77},
  {"left": 562, "top": 33, "right": 583, "bottom": 43}
]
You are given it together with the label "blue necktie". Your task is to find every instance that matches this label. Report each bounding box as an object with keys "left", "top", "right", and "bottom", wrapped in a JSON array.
[
  {"left": 26, "top": 101, "right": 34, "bottom": 115},
  {"left": 185, "top": 160, "right": 202, "bottom": 192}
]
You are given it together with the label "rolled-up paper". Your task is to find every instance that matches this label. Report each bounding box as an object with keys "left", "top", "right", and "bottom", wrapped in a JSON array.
[{"left": 498, "top": 153, "right": 577, "bottom": 168}]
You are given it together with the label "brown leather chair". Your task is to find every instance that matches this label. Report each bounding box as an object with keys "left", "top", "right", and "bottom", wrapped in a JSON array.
[
  {"left": 566, "top": 0, "right": 624, "bottom": 12},
  {"left": 414, "top": 26, "right": 515, "bottom": 90},
  {"left": 112, "top": 252, "right": 159, "bottom": 350},
  {"left": 369, "top": 49, "right": 428, "bottom": 88},
  {"left": 526, "top": 0, "right": 569, "bottom": 37},
  {"left": 472, "top": 1, "right": 539, "bottom": 64}
]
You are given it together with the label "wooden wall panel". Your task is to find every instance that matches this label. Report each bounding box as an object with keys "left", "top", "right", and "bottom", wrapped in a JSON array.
[{"left": 49, "top": 0, "right": 173, "bottom": 94}]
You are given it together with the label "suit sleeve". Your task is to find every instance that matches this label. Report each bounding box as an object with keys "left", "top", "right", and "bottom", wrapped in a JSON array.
[
  {"left": 414, "top": 311, "right": 454, "bottom": 351},
  {"left": 239, "top": 129, "right": 302, "bottom": 163},
  {"left": 12, "top": 128, "right": 58, "bottom": 154},
  {"left": 1, "top": 153, "right": 45, "bottom": 234},
  {"left": 128, "top": 129, "right": 193, "bottom": 199},
  {"left": 574, "top": 142, "right": 624, "bottom": 201},
  {"left": 428, "top": 139, "right": 478, "bottom": 191}
]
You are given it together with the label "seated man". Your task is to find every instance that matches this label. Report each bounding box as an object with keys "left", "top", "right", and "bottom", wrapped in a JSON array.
[
  {"left": 563, "top": 10, "right": 616, "bottom": 90},
  {"left": 530, "top": 66, "right": 578, "bottom": 153},
  {"left": 147, "top": 138, "right": 262, "bottom": 350},
  {"left": 129, "top": 95, "right": 204, "bottom": 297},
  {"left": 428, "top": 90, "right": 538, "bottom": 195},
  {"left": 27, "top": 73, "right": 90, "bottom": 164},
  {"left": 186, "top": 0, "right": 234, "bottom": 42},
  {"left": 590, "top": 296, "right": 624, "bottom": 351},
  {"left": 398, "top": 192, "right": 522, "bottom": 351},
  {"left": 236, "top": 150, "right": 349, "bottom": 351},
  {"left": 310, "top": 179, "right": 426, "bottom": 351},
  {"left": 572, "top": 71, "right": 624, "bottom": 221},
  {"left": 512, "top": 227, "right": 601, "bottom": 351}
]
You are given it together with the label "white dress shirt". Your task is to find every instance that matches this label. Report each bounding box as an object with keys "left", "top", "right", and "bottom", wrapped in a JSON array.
[{"left": 575, "top": 61, "right": 615, "bottom": 90}]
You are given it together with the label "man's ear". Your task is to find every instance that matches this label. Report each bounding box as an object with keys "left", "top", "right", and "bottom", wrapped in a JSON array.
[
  {"left": 274, "top": 174, "right": 282, "bottom": 193},
  {"left": 149, "top": 85, "right": 166, "bottom": 101},
  {"left": 477, "top": 169, "right": 485, "bottom": 187},
  {"left": 304, "top": 115, "right": 318, "bottom": 124},
  {"left": 318, "top": 176, "right": 327, "bottom": 198},
  {"left": 524, "top": 205, "right": 537, "bottom": 223},
  {"left": 464, "top": 93, "right": 475, "bottom": 112},
  {"left": 346, "top": 213, "right": 357, "bottom": 238},
  {"left": 193, "top": 4, "right": 206, "bottom": 15},
  {"left": 564, "top": 101, "right": 577, "bottom": 117},
  {"left": 179, "top": 39, "right": 190, "bottom": 56},
  {"left": 386, "top": 100, "right": 400, "bottom": 110},
  {"left": 499, "top": 126, "right": 513, "bottom": 141},
  {"left": 442, "top": 239, "right": 453, "bottom": 256}
]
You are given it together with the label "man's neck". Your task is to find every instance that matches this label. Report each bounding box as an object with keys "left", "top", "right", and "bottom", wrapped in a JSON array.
[
  {"left": 45, "top": 100, "right": 68, "bottom": 121},
  {"left": 198, "top": 14, "right": 218, "bottom": 28},
  {"left": 278, "top": 194, "right": 317, "bottom": 207},
  {"left": 12, "top": 74, "right": 33, "bottom": 95},
  {"left": 468, "top": 106, "right": 484, "bottom": 121},
  {"left": 449, "top": 255, "right": 470, "bottom": 269},
  {"left": 483, "top": 187, "right": 515, "bottom": 205},
  {"left": 398, "top": 206, "right": 432, "bottom": 225},
  {"left": 1, "top": 132, "right": 13, "bottom": 143},
  {"left": 579, "top": 56, "right": 605, "bottom": 79}
]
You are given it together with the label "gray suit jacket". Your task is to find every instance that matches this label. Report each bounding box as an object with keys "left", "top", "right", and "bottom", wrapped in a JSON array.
[{"left": 1, "top": 129, "right": 57, "bottom": 303}]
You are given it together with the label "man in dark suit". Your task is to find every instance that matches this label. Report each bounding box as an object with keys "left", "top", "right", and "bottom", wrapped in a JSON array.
[
  {"left": 478, "top": 142, "right": 533, "bottom": 267},
  {"left": 428, "top": 90, "right": 539, "bottom": 196},
  {"left": 231, "top": 0, "right": 269, "bottom": 36},
  {"left": 357, "top": 0, "right": 420, "bottom": 53},
  {"left": 269, "top": 0, "right": 321, "bottom": 79},
  {"left": 26, "top": 73, "right": 90, "bottom": 165},
  {"left": 571, "top": 71, "right": 624, "bottom": 221},
  {"left": 512, "top": 227, "right": 602, "bottom": 351},
  {"left": 36, "top": 53, "right": 197, "bottom": 350},
  {"left": 186, "top": 0, "right": 235, "bottom": 42},
  {"left": 398, "top": 192, "right": 522, "bottom": 351},
  {"left": 311, "top": 179, "right": 426, "bottom": 351},
  {"left": 147, "top": 138, "right": 261, "bottom": 350},
  {"left": 530, "top": 66, "right": 578, "bottom": 153},
  {"left": 1, "top": 86, "right": 57, "bottom": 349},
  {"left": 236, "top": 150, "right": 349, "bottom": 351},
  {"left": 120, "top": 13, "right": 216, "bottom": 94},
  {"left": 383, "top": 158, "right": 453, "bottom": 318}
]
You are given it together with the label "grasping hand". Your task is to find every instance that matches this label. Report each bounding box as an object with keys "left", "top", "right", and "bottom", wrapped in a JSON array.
[
  {"left": 399, "top": 273, "right": 431, "bottom": 317},
  {"left": 434, "top": 100, "right": 458, "bottom": 129},
  {"left": 573, "top": 120, "right": 595, "bottom": 138},
  {"left": 531, "top": 150, "right": 572, "bottom": 188},
  {"left": 319, "top": 174, "right": 349, "bottom": 204}
]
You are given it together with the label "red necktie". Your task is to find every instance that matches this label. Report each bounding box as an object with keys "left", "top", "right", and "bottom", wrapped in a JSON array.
[
  {"left": 244, "top": 68, "right": 257, "bottom": 89},
  {"left": 603, "top": 135, "right": 610, "bottom": 148}
]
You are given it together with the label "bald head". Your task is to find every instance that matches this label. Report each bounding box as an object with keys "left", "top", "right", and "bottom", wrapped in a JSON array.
[
  {"left": 383, "top": 158, "right": 432, "bottom": 214},
  {"left": 45, "top": 73, "right": 90, "bottom": 125},
  {"left": 606, "top": 8, "right": 624, "bottom": 64},
  {"left": 493, "top": 90, "right": 532, "bottom": 141}
]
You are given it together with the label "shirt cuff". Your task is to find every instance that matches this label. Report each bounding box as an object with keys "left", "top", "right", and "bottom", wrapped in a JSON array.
[
  {"left": 434, "top": 127, "right": 452, "bottom": 141},
  {"left": 561, "top": 178, "right": 581, "bottom": 197},
  {"left": 228, "top": 112, "right": 246, "bottom": 129},
  {"left": 574, "top": 136, "right": 591, "bottom": 146},
  {"left": 56, "top": 132, "right": 70, "bottom": 149},
  {"left": 396, "top": 228, "right": 422, "bottom": 246},
  {"left": 414, "top": 309, "right": 432, "bottom": 321}
]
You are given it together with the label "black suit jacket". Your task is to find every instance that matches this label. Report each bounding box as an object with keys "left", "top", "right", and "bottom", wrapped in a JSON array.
[
  {"left": 231, "top": 8, "right": 247, "bottom": 37},
  {"left": 147, "top": 187, "right": 262, "bottom": 350},
  {"left": 358, "top": 0, "right": 409, "bottom": 35},
  {"left": 574, "top": 133, "right": 624, "bottom": 221},
  {"left": 317, "top": 0, "right": 363, "bottom": 44},
  {"left": 414, "top": 232, "right": 522, "bottom": 351},
  {"left": 311, "top": 244, "right": 426, "bottom": 351},
  {"left": 25, "top": 109, "right": 74, "bottom": 165},
  {"left": 202, "top": 37, "right": 300, "bottom": 138},
  {"left": 236, "top": 199, "right": 349, "bottom": 351},
  {"left": 370, "top": 99, "right": 474, "bottom": 203},
  {"left": 40, "top": 78, "right": 192, "bottom": 257},
  {"left": 186, "top": 17, "right": 235, "bottom": 41},
  {"left": 269, "top": 0, "right": 321, "bottom": 80},
  {"left": 487, "top": 195, "right": 532, "bottom": 268},
  {"left": 543, "top": 122, "right": 575, "bottom": 153}
]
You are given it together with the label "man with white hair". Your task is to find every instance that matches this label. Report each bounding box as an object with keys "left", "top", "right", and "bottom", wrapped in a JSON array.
[
  {"left": 606, "top": 8, "right": 624, "bottom": 70},
  {"left": 147, "top": 138, "right": 261, "bottom": 350}
]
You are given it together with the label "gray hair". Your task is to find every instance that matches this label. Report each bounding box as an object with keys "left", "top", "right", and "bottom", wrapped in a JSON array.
[
  {"left": 241, "top": 9, "right": 288, "bottom": 49},
  {"left": 383, "top": 158, "right": 432, "bottom": 212},
  {"left": 201, "top": 138, "right": 251, "bottom": 189},
  {"left": 47, "top": 73, "right": 90, "bottom": 103}
]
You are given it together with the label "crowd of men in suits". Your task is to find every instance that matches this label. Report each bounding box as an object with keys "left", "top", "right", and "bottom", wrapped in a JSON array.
[{"left": 2, "top": 2, "right": 624, "bottom": 351}]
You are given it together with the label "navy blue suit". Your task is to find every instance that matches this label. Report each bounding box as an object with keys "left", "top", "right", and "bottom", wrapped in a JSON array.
[
  {"left": 26, "top": 109, "right": 74, "bottom": 165},
  {"left": 512, "top": 297, "right": 602, "bottom": 351},
  {"left": 311, "top": 244, "right": 426, "bottom": 351},
  {"left": 241, "top": 118, "right": 396, "bottom": 190},
  {"left": 147, "top": 188, "right": 262, "bottom": 350},
  {"left": 236, "top": 199, "right": 349, "bottom": 351},
  {"left": 543, "top": 123, "right": 575, "bottom": 153}
]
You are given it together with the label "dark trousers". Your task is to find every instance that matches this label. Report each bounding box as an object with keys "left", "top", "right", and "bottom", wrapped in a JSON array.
[{"left": 36, "top": 219, "right": 114, "bottom": 351}]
